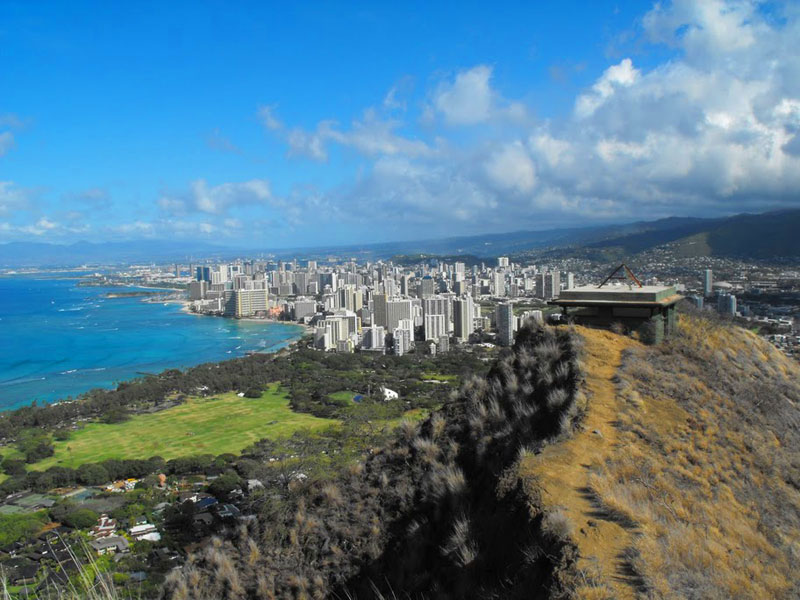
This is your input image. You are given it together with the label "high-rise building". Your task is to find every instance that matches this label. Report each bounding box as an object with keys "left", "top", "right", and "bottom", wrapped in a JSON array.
[
  {"left": 338, "top": 284, "right": 363, "bottom": 312},
  {"left": 294, "top": 272, "right": 309, "bottom": 295},
  {"left": 195, "top": 266, "right": 211, "bottom": 282},
  {"left": 497, "top": 303, "right": 515, "bottom": 347},
  {"left": 536, "top": 272, "right": 561, "bottom": 300},
  {"left": 386, "top": 299, "right": 413, "bottom": 332},
  {"left": 498, "top": 256, "right": 509, "bottom": 268},
  {"left": 424, "top": 313, "right": 447, "bottom": 341},
  {"left": 566, "top": 272, "right": 575, "bottom": 290},
  {"left": 400, "top": 274, "right": 411, "bottom": 296},
  {"left": 393, "top": 325, "right": 412, "bottom": 356},
  {"left": 453, "top": 296, "right": 475, "bottom": 342},
  {"left": 493, "top": 272, "right": 506, "bottom": 297},
  {"left": 383, "top": 278, "right": 397, "bottom": 297},
  {"left": 234, "top": 288, "right": 269, "bottom": 318},
  {"left": 188, "top": 280, "right": 208, "bottom": 301},
  {"left": 717, "top": 293, "right": 736, "bottom": 316},
  {"left": 294, "top": 299, "right": 317, "bottom": 320},
  {"left": 703, "top": 269, "right": 713, "bottom": 297},
  {"left": 372, "top": 293, "right": 388, "bottom": 329},
  {"left": 546, "top": 272, "right": 560, "bottom": 299},
  {"left": 419, "top": 276, "right": 435, "bottom": 298}
]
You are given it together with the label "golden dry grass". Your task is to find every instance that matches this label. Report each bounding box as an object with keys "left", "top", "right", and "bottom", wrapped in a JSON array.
[
  {"left": 584, "top": 316, "right": 800, "bottom": 599},
  {"left": 520, "top": 317, "right": 800, "bottom": 599},
  {"left": 519, "top": 326, "right": 640, "bottom": 600}
]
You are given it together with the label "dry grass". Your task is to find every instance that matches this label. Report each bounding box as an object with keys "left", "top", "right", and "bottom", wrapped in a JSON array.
[
  {"left": 585, "top": 315, "right": 800, "bottom": 599},
  {"left": 518, "top": 326, "right": 640, "bottom": 600}
]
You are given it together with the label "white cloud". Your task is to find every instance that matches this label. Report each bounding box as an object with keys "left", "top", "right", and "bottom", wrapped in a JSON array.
[
  {"left": 12, "top": 0, "right": 794, "bottom": 242},
  {"left": 575, "top": 58, "right": 640, "bottom": 118},
  {"left": 530, "top": 134, "right": 573, "bottom": 167},
  {"left": 643, "top": 0, "right": 760, "bottom": 59},
  {"left": 434, "top": 65, "right": 494, "bottom": 125},
  {"left": 485, "top": 142, "right": 537, "bottom": 193},
  {"left": 258, "top": 0, "right": 800, "bottom": 235},
  {"left": 280, "top": 110, "right": 435, "bottom": 162},
  {"left": 191, "top": 179, "right": 271, "bottom": 214},
  {"left": 35, "top": 217, "right": 57, "bottom": 230}
]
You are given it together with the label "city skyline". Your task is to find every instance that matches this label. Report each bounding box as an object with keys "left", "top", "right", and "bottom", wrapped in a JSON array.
[{"left": 2, "top": 1, "right": 800, "bottom": 247}]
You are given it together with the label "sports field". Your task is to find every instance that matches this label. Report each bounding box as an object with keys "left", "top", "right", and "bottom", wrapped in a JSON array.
[{"left": 33, "top": 384, "right": 337, "bottom": 470}]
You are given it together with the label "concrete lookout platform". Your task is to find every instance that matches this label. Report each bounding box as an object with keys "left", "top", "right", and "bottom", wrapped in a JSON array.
[{"left": 549, "top": 285, "right": 682, "bottom": 344}]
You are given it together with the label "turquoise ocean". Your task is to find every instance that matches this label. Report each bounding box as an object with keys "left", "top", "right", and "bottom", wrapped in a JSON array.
[{"left": 0, "top": 273, "right": 303, "bottom": 411}]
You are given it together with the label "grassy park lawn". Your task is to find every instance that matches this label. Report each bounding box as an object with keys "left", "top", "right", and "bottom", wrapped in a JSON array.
[
  {"left": 420, "top": 372, "right": 457, "bottom": 382},
  {"left": 328, "top": 390, "right": 360, "bottom": 405},
  {"left": 32, "top": 383, "right": 338, "bottom": 470}
]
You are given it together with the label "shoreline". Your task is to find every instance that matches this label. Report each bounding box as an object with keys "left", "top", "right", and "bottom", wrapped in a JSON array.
[
  {"left": 0, "top": 291, "right": 309, "bottom": 415},
  {"left": 178, "top": 301, "right": 314, "bottom": 334}
]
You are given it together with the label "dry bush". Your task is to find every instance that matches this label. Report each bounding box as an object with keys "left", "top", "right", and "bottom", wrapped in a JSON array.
[
  {"left": 541, "top": 508, "right": 573, "bottom": 542},
  {"left": 162, "top": 322, "right": 587, "bottom": 600}
]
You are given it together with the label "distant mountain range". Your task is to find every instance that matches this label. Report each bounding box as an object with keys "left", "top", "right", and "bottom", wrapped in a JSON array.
[
  {"left": 540, "top": 209, "right": 800, "bottom": 262},
  {"left": 1, "top": 209, "right": 798, "bottom": 268}
]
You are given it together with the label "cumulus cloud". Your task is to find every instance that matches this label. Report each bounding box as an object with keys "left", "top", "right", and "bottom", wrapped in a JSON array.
[
  {"left": 159, "top": 179, "right": 273, "bottom": 216},
  {"left": 431, "top": 65, "right": 528, "bottom": 125},
  {"left": 192, "top": 179, "right": 271, "bottom": 214},
  {"left": 434, "top": 65, "right": 494, "bottom": 125},
  {"left": 10, "top": 1, "right": 800, "bottom": 242},
  {"left": 575, "top": 58, "right": 640, "bottom": 118},
  {"left": 251, "top": 0, "right": 800, "bottom": 238},
  {"left": 266, "top": 107, "right": 435, "bottom": 162},
  {"left": 485, "top": 142, "right": 537, "bottom": 193}
]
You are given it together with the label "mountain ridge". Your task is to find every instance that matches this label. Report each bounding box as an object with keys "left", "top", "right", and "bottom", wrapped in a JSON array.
[{"left": 1, "top": 208, "right": 798, "bottom": 267}]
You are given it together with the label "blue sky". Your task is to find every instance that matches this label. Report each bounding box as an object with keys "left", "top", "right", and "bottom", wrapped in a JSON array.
[{"left": 1, "top": 1, "right": 799, "bottom": 248}]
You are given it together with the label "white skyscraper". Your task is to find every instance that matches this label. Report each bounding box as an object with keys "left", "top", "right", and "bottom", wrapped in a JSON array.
[
  {"left": 493, "top": 272, "right": 506, "bottom": 297},
  {"left": 453, "top": 296, "right": 475, "bottom": 342},
  {"left": 424, "top": 313, "right": 447, "bottom": 341}
]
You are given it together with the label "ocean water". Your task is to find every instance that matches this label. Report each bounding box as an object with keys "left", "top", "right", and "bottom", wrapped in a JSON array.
[{"left": 0, "top": 274, "right": 303, "bottom": 411}]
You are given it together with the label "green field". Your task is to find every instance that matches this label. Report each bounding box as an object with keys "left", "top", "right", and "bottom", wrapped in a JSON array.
[
  {"left": 328, "top": 390, "right": 359, "bottom": 405},
  {"left": 420, "top": 372, "right": 457, "bottom": 382},
  {"left": 32, "top": 384, "right": 338, "bottom": 470}
]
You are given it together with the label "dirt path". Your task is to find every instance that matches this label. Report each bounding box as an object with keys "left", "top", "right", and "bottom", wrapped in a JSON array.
[{"left": 520, "top": 327, "right": 639, "bottom": 599}]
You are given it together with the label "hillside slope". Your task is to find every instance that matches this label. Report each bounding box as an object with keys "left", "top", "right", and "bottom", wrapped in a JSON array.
[
  {"left": 539, "top": 209, "right": 800, "bottom": 261},
  {"left": 538, "top": 317, "right": 800, "bottom": 599},
  {"left": 160, "top": 316, "right": 799, "bottom": 599}
]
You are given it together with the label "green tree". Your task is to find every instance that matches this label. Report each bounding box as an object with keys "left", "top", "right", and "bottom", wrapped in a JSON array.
[{"left": 62, "top": 508, "right": 99, "bottom": 529}]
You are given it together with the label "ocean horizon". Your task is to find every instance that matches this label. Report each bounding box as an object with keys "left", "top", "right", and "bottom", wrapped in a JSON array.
[{"left": 0, "top": 273, "right": 304, "bottom": 412}]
